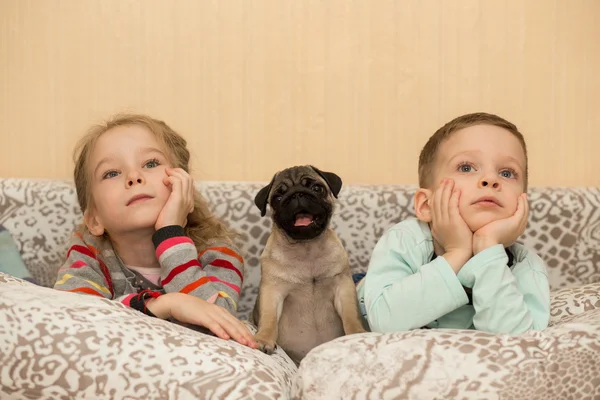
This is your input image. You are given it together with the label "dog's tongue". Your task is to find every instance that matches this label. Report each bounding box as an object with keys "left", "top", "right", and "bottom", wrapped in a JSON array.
[{"left": 294, "top": 214, "right": 314, "bottom": 227}]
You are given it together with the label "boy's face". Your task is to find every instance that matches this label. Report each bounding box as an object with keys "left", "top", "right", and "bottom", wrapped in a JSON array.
[{"left": 431, "top": 124, "right": 527, "bottom": 232}]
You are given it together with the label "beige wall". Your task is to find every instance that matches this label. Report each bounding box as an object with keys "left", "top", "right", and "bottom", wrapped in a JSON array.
[{"left": 1, "top": 0, "right": 599, "bottom": 186}]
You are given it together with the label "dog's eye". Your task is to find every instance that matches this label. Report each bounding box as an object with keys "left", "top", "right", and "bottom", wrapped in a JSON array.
[
  {"left": 312, "top": 184, "right": 324, "bottom": 194},
  {"left": 273, "top": 195, "right": 283, "bottom": 203}
]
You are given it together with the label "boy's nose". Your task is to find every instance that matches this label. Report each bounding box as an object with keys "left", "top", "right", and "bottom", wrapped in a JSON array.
[{"left": 479, "top": 177, "right": 500, "bottom": 189}]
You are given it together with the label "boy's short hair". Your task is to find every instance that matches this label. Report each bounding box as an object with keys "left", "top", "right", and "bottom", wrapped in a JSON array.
[{"left": 418, "top": 112, "right": 528, "bottom": 189}]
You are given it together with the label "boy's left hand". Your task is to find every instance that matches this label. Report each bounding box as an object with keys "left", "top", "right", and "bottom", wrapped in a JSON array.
[
  {"left": 155, "top": 168, "right": 195, "bottom": 230},
  {"left": 472, "top": 193, "right": 529, "bottom": 255}
]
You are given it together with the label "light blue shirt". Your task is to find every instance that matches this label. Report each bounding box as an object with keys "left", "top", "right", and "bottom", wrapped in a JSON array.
[{"left": 357, "top": 218, "right": 550, "bottom": 334}]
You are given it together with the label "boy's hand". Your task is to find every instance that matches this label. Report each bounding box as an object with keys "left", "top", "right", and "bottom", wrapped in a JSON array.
[
  {"left": 155, "top": 168, "right": 195, "bottom": 230},
  {"left": 429, "top": 179, "right": 473, "bottom": 273},
  {"left": 146, "top": 293, "right": 258, "bottom": 349},
  {"left": 472, "top": 193, "right": 529, "bottom": 254}
]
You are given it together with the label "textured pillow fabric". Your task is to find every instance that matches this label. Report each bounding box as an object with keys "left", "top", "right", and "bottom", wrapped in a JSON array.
[
  {"left": 293, "top": 283, "right": 600, "bottom": 399},
  {"left": 0, "top": 225, "right": 35, "bottom": 284},
  {"left": 0, "top": 273, "right": 298, "bottom": 400}
]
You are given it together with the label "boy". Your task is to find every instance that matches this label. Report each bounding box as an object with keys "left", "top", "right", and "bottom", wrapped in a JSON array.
[{"left": 357, "top": 112, "right": 550, "bottom": 334}]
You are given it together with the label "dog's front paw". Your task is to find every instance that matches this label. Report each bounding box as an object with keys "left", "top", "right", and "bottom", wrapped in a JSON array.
[
  {"left": 344, "top": 319, "right": 368, "bottom": 335},
  {"left": 346, "top": 326, "right": 367, "bottom": 335},
  {"left": 253, "top": 334, "right": 277, "bottom": 355}
]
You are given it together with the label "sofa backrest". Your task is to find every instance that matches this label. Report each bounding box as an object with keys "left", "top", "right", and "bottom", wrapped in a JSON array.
[{"left": 1, "top": 178, "right": 598, "bottom": 320}]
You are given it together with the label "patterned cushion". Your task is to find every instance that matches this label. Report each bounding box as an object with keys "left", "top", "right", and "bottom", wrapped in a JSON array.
[
  {"left": 549, "top": 283, "right": 600, "bottom": 326},
  {"left": 0, "top": 224, "right": 34, "bottom": 283},
  {"left": 292, "top": 283, "right": 600, "bottom": 399},
  {"left": 0, "top": 179, "right": 79, "bottom": 289},
  {"left": 0, "top": 273, "right": 297, "bottom": 399},
  {"left": 0, "top": 179, "right": 599, "bottom": 321}
]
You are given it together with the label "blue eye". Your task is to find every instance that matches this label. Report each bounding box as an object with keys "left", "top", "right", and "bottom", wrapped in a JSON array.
[
  {"left": 145, "top": 158, "right": 160, "bottom": 168},
  {"left": 102, "top": 170, "right": 119, "bottom": 179},
  {"left": 500, "top": 170, "right": 515, "bottom": 179},
  {"left": 458, "top": 163, "right": 474, "bottom": 173}
]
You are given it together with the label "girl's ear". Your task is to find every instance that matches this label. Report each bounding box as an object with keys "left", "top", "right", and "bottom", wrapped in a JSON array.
[
  {"left": 414, "top": 188, "right": 432, "bottom": 223},
  {"left": 84, "top": 208, "right": 105, "bottom": 236}
]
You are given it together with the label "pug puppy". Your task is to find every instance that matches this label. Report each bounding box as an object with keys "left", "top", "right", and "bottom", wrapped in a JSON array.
[{"left": 252, "top": 165, "right": 366, "bottom": 365}]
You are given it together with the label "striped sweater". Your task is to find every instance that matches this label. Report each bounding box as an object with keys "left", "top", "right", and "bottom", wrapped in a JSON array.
[{"left": 54, "top": 225, "right": 244, "bottom": 316}]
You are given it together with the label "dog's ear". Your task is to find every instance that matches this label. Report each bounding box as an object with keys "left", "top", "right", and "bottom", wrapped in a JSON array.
[
  {"left": 254, "top": 174, "right": 276, "bottom": 217},
  {"left": 310, "top": 166, "right": 343, "bottom": 198}
]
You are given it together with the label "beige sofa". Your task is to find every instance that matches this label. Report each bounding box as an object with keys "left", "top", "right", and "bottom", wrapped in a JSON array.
[{"left": 1, "top": 178, "right": 599, "bottom": 399}]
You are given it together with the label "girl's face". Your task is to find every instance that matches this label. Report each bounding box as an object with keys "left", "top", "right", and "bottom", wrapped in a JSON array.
[{"left": 84, "top": 124, "right": 172, "bottom": 236}]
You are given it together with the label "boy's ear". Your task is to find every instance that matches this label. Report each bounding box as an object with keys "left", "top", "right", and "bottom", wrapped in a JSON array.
[
  {"left": 84, "top": 208, "right": 105, "bottom": 236},
  {"left": 414, "top": 188, "right": 432, "bottom": 223}
]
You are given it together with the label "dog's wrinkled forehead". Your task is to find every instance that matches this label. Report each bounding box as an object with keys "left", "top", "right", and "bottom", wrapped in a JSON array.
[
  {"left": 255, "top": 165, "right": 342, "bottom": 217},
  {"left": 271, "top": 166, "right": 327, "bottom": 193}
]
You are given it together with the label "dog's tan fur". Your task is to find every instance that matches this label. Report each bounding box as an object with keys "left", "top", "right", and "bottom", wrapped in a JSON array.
[{"left": 252, "top": 166, "right": 366, "bottom": 365}]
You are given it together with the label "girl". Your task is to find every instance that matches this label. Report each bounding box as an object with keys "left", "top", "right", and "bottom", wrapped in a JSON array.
[{"left": 54, "top": 114, "right": 257, "bottom": 348}]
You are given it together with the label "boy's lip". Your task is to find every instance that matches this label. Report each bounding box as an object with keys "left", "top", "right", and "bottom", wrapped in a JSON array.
[
  {"left": 472, "top": 196, "right": 502, "bottom": 207},
  {"left": 126, "top": 194, "right": 154, "bottom": 206}
]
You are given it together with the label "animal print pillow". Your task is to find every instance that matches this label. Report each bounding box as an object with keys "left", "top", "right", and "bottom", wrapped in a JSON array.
[{"left": 0, "top": 273, "right": 297, "bottom": 400}]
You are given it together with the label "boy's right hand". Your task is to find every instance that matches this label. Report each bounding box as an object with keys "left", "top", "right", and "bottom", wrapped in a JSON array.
[
  {"left": 146, "top": 293, "right": 258, "bottom": 349},
  {"left": 429, "top": 179, "right": 473, "bottom": 273}
]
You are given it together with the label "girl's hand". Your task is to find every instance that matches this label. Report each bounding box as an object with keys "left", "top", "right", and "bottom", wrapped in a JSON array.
[
  {"left": 146, "top": 293, "right": 258, "bottom": 349},
  {"left": 155, "top": 168, "right": 195, "bottom": 230}
]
